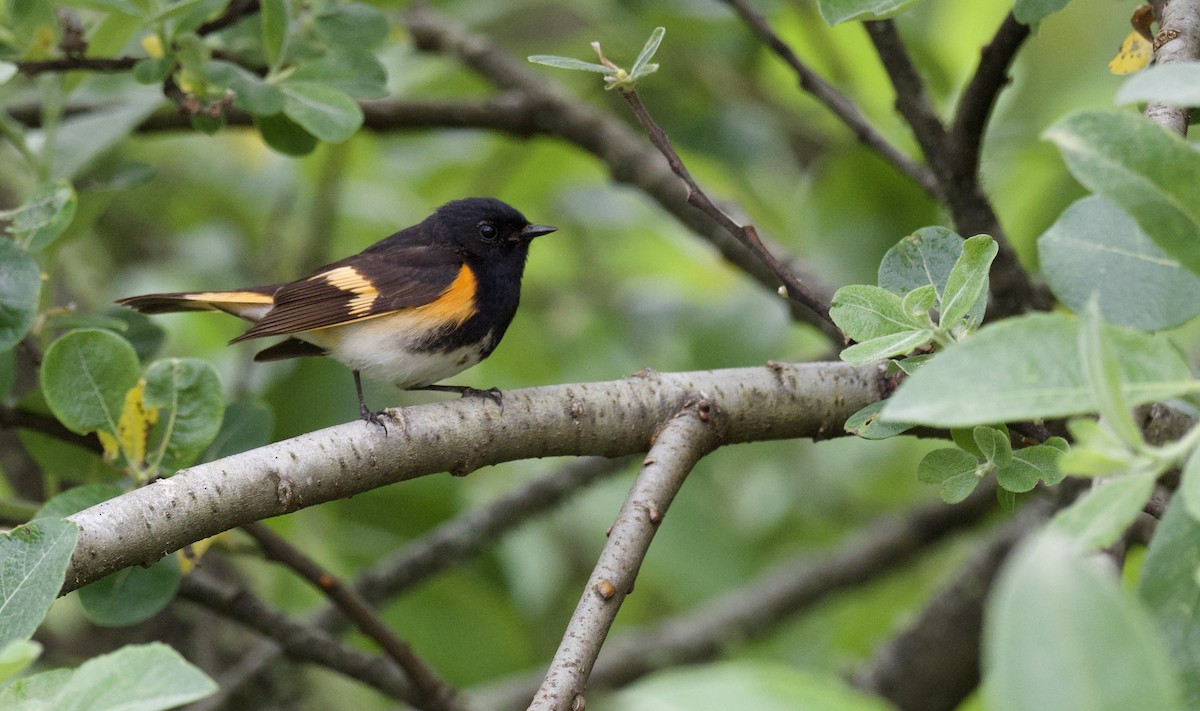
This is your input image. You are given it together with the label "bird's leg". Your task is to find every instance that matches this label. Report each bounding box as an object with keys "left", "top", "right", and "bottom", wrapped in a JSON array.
[
  {"left": 410, "top": 383, "right": 503, "bottom": 404},
  {"left": 354, "top": 371, "right": 388, "bottom": 432}
]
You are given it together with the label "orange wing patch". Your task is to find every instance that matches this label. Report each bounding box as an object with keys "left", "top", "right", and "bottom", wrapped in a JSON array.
[
  {"left": 410, "top": 264, "right": 478, "bottom": 328},
  {"left": 320, "top": 266, "right": 379, "bottom": 317}
]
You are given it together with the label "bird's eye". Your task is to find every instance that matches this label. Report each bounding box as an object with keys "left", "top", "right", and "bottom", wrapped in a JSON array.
[{"left": 478, "top": 221, "right": 497, "bottom": 241}]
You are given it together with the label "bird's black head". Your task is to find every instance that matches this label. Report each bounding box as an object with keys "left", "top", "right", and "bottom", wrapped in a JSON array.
[{"left": 433, "top": 197, "right": 556, "bottom": 260}]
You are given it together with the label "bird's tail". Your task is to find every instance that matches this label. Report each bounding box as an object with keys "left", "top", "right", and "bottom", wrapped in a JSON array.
[{"left": 117, "top": 286, "right": 280, "bottom": 321}]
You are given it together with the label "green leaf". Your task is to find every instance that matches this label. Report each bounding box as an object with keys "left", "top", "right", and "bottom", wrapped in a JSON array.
[
  {"left": 261, "top": 0, "right": 289, "bottom": 71},
  {"left": 7, "top": 180, "right": 76, "bottom": 253},
  {"left": 1181, "top": 445, "right": 1200, "bottom": 523},
  {"left": 997, "top": 442, "right": 1065, "bottom": 492},
  {"left": 203, "top": 398, "right": 273, "bottom": 460},
  {"left": 1049, "top": 470, "right": 1157, "bottom": 549},
  {"left": 288, "top": 49, "right": 388, "bottom": 100},
  {"left": 79, "top": 557, "right": 181, "bottom": 627},
  {"left": 631, "top": 27, "right": 665, "bottom": 79},
  {"left": 985, "top": 532, "right": 1183, "bottom": 711},
  {"left": 973, "top": 425, "right": 1012, "bottom": 468},
  {"left": 35, "top": 483, "right": 125, "bottom": 520},
  {"left": 939, "top": 235, "right": 997, "bottom": 328},
  {"left": 816, "top": 0, "right": 921, "bottom": 25},
  {"left": 844, "top": 400, "right": 914, "bottom": 440},
  {"left": 0, "top": 348, "right": 12, "bottom": 399},
  {"left": 0, "top": 239, "right": 41, "bottom": 352},
  {"left": 1079, "top": 297, "right": 1142, "bottom": 448},
  {"left": 143, "top": 358, "right": 224, "bottom": 472},
  {"left": 0, "top": 642, "right": 217, "bottom": 710},
  {"left": 1039, "top": 196, "right": 1200, "bottom": 330},
  {"left": 880, "top": 313, "right": 1199, "bottom": 427},
  {"left": 133, "top": 56, "right": 174, "bottom": 84},
  {"left": 829, "top": 284, "right": 920, "bottom": 341},
  {"left": 106, "top": 307, "right": 165, "bottom": 362},
  {"left": 1046, "top": 111, "right": 1200, "bottom": 276},
  {"left": 917, "top": 447, "right": 981, "bottom": 503},
  {"left": 877, "top": 226, "right": 962, "bottom": 297},
  {"left": 609, "top": 660, "right": 893, "bottom": 711},
  {"left": 0, "top": 518, "right": 79, "bottom": 650},
  {"left": 0, "top": 61, "right": 17, "bottom": 85},
  {"left": 1059, "top": 418, "right": 1140, "bottom": 477},
  {"left": 527, "top": 55, "right": 615, "bottom": 74},
  {"left": 204, "top": 60, "right": 285, "bottom": 115},
  {"left": 839, "top": 329, "right": 933, "bottom": 366},
  {"left": 254, "top": 111, "right": 318, "bottom": 156},
  {"left": 1013, "top": 0, "right": 1071, "bottom": 25},
  {"left": 900, "top": 284, "right": 936, "bottom": 321},
  {"left": 313, "top": 2, "right": 388, "bottom": 48},
  {"left": 1117, "top": 62, "right": 1200, "bottom": 107},
  {"left": 1137, "top": 496, "right": 1200, "bottom": 709},
  {"left": 280, "top": 82, "right": 363, "bottom": 143},
  {"left": 42, "top": 329, "right": 141, "bottom": 436},
  {"left": 48, "top": 93, "right": 163, "bottom": 180},
  {"left": 0, "top": 640, "right": 41, "bottom": 684}
]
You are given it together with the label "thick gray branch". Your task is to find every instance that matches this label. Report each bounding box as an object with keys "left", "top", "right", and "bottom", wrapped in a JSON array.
[
  {"left": 63, "top": 362, "right": 886, "bottom": 594},
  {"left": 1145, "top": 0, "right": 1200, "bottom": 134},
  {"left": 530, "top": 403, "right": 720, "bottom": 711}
]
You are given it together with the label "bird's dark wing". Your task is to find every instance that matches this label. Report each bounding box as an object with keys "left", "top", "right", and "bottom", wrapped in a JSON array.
[{"left": 231, "top": 244, "right": 468, "bottom": 342}]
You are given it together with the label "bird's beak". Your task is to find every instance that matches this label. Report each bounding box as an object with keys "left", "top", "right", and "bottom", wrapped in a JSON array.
[{"left": 521, "top": 224, "right": 557, "bottom": 240}]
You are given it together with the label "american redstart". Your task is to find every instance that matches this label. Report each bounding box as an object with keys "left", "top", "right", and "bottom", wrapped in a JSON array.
[{"left": 119, "top": 197, "right": 555, "bottom": 425}]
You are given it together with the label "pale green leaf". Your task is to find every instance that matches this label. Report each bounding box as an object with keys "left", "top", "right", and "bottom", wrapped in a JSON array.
[
  {"left": 829, "top": 284, "right": 920, "bottom": 341},
  {"left": 817, "top": 0, "right": 922, "bottom": 25},
  {"left": 527, "top": 55, "right": 615, "bottom": 74},
  {"left": 839, "top": 329, "right": 932, "bottom": 366},
  {"left": 1013, "top": 0, "right": 1071, "bottom": 25},
  {"left": 1137, "top": 497, "right": 1200, "bottom": 709},
  {"left": 0, "top": 519, "right": 79, "bottom": 650},
  {"left": 940, "top": 235, "right": 997, "bottom": 328},
  {"left": 0, "top": 239, "right": 41, "bottom": 352},
  {"left": 1039, "top": 196, "right": 1200, "bottom": 330},
  {"left": 880, "top": 313, "right": 1199, "bottom": 427},
  {"left": 280, "top": 82, "right": 363, "bottom": 143},
  {"left": 985, "top": 532, "right": 1183, "bottom": 711},
  {"left": 1117, "top": 63, "right": 1200, "bottom": 107},
  {"left": 41, "top": 329, "right": 141, "bottom": 435},
  {"left": 1046, "top": 111, "right": 1200, "bottom": 276},
  {"left": 1049, "top": 470, "right": 1157, "bottom": 549}
]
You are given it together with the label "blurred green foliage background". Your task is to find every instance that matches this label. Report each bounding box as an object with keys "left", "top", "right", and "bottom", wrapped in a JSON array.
[{"left": 2, "top": 0, "right": 1152, "bottom": 707}]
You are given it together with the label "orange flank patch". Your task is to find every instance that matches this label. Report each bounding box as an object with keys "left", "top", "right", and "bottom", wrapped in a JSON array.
[
  {"left": 412, "top": 264, "right": 478, "bottom": 328},
  {"left": 320, "top": 266, "right": 379, "bottom": 317}
]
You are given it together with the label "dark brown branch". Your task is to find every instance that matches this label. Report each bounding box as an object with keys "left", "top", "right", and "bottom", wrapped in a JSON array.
[
  {"left": 852, "top": 498, "right": 1052, "bottom": 711},
  {"left": 16, "top": 56, "right": 138, "bottom": 77},
  {"left": 947, "top": 13, "right": 1030, "bottom": 177},
  {"left": 863, "top": 18, "right": 1048, "bottom": 319},
  {"left": 478, "top": 480, "right": 1000, "bottom": 709},
  {"left": 196, "top": 0, "right": 262, "bottom": 36},
  {"left": 176, "top": 572, "right": 414, "bottom": 702},
  {"left": 720, "top": 0, "right": 939, "bottom": 198},
  {"left": 241, "top": 522, "right": 474, "bottom": 711},
  {"left": 0, "top": 404, "right": 102, "bottom": 453},
  {"left": 619, "top": 89, "right": 835, "bottom": 329}
]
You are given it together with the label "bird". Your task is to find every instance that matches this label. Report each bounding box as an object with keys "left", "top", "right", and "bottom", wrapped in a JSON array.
[{"left": 118, "top": 197, "right": 556, "bottom": 426}]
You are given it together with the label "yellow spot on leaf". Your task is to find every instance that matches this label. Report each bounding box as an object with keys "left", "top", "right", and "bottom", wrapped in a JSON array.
[
  {"left": 141, "top": 34, "right": 164, "bottom": 59},
  {"left": 178, "top": 532, "right": 228, "bottom": 574},
  {"left": 1109, "top": 31, "right": 1152, "bottom": 75},
  {"left": 114, "top": 380, "right": 159, "bottom": 472}
]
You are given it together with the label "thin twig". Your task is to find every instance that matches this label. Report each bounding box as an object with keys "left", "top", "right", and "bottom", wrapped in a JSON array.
[
  {"left": 619, "top": 89, "right": 835, "bottom": 328},
  {"left": 719, "top": 0, "right": 939, "bottom": 198},
  {"left": 241, "top": 522, "right": 477, "bottom": 711},
  {"left": 16, "top": 56, "right": 138, "bottom": 77},
  {"left": 196, "top": 0, "right": 262, "bottom": 37},
  {"left": 530, "top": 402, "right": 721, "bottom": 711}
]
